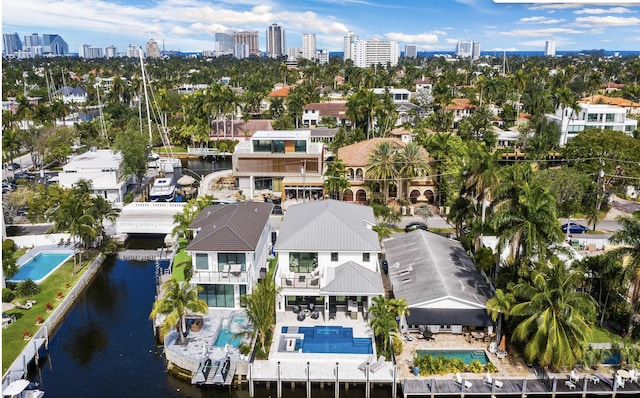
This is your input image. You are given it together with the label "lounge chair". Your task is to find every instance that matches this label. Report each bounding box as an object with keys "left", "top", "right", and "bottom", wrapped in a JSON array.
[
  {"left": 65, "top": 238, "right": 71, "bottom": 246},
  {"left": 484, "top": 372, "right": 503, "bottom": 389},
  {"left": 57, "top": 238, "right": 65, "bottom": 246},
  {"left": 369, "top": 356, "right": 387, "bottom": 373},
  {"left": 595, "top": 370, "right": 613, "bottom": 387},
  {"left": 565, "top": 380, "right": 577, "bottom": 390},
  {"left": 616, "top": 374, "right": 625, "bottom": 388},
  {"left": 630, "top": 369, "right": 638, "bottom": 383},
  {"left": 358, "top": 354, "right": 375, "bottom": 371},
  {"left": 570, "top": 369, "right": 580, "bottom": 384},
  {"left": 455, "top": 372, "right": 472, "bottom": 389}
]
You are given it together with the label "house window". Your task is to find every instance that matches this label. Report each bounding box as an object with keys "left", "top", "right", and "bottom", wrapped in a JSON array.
[
  {"left": 363, "top": 253, "right": 370, "bottom": 262},
  {"left": 294, "top": 140, "right": 307, "bottom": 153},
  {"left": 253, "top": 140, "right": 272, "bottom": 152},
  {"left": 587, "top": 113, "right": 598, "bottom": 122},
  {"left": 290, "top": 252, "right": 318, "bottom": 273},
  {"left": 218, "top": 253, "right": 246, "bottom": 271},
  {"left": 605, "top": 113, "right": 615, "bottom": 122},
  {"left": 199, "top": 284, "right": 235, "bottom": 307},
  {"left": 195, "top": 253, "right": 209, "bottom": 270},
  {"left": 239, "top": 285, "right": 247, "bottom": 307},
  {"left": 331, "top": 253, "right": 339, "bottom": 262}
]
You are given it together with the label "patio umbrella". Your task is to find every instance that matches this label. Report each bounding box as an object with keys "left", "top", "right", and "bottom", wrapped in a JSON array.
[
  {"left": 3, "top": 379, "right": 30, "bottom": 396},
  {"left": 177, "top": 175, "right": 196, "bottom": 186},
  {"left": 499, "top": 335, "right": 506, "bottom": 351},
  {"left": 422, "top": 330, "right": 434, "bottom": 339}
]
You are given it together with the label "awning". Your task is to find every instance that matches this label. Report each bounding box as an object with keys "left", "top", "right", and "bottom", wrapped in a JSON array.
[
  {"left": 406, "top": 308, "right": 494, "bottom": 327},
  {"left": 282, "top": 175, "right": 324, "bottom": 186}
]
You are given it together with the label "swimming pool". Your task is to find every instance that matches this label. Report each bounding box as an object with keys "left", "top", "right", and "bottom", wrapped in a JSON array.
[
  {"left": 419, "top": 349, "right": 489, "bottom": 365},
  {"left": 8, "top": 251, "right": 73, "bottom": 284},
  {"left": 213, "top": 315, "right": 249, "bottom": 347},
  {"left": 281, "top": 325, "right": 373, "bottom": 354}
]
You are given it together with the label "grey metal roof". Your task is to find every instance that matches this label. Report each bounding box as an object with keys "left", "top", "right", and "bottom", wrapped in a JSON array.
[
  {"left": 187, "top": 202, "right": 273, "bottom": 252},
  {"left": 321, "top": 261, "right": 384, "bottom": 295},
  {"left": 383, "top": 231, "right": 491, "bottom": 308},
  {"left": 274, "top": 200, "right": 380, "bottom": 252},
  {"left": 406, "top": 308, "right": 494, "bottom": 327}
]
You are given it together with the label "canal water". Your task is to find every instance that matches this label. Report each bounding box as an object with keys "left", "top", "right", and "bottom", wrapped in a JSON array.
[{"left": 29, "top": 236, "right": 395, "bottom": 398}]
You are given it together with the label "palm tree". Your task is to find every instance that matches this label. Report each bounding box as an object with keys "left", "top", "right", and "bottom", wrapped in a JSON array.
[
  {"left": 367, "top": 141, "right": 398, "bottom": 204},
  {"left": 486, "top": 289, "right": 514, "bottom": 345},
  {"left": 608, "top": 213, "right": 640, "bottom": 335},
  {"left": 52, "top": 190, "right": 96, "bottom": 274},
  {"left": 240, "top": 266, "right": 280, "bottom": 356},
  {"left": 323, "top": 159, "right": 351, "bottom": 200},
  {"left": 510, "top": 257, "right": 596, "bottom": 369},
  {"left": 369, "top": 296, "right": 405, "bottom": 357},
  {"left": 149, "top": 278, "right": 208, "bottom": 345},
  {"left": 2, "top": 128, "right": 21, "bottom": 170},
  {"left": 172, "top": 198, "right": 208, "bottom": 240},
  {"left": 396, "top": 142, "right": 429, "bottom": 202}
]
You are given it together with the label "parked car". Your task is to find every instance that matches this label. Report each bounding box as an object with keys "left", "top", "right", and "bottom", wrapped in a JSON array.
[
  {"left": 12, "top": 172, "right": 35, "bottom": 182},
  {"left": 4, "top": 162, "right": 21, "bottom": 171},
  {"left": 381, "top": 260, "right": 388, "bottom": 275},
  {"left": 405, "top": 221, "right": 429, "bottom": 233},
  {"left": 2, "top": 181, "right": 16, "bottom": 193},
  {"left": 561, "top": 222, "right": 588, "bottom": 234}
]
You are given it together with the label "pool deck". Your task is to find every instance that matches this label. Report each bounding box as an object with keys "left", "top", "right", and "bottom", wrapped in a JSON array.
[{"left": 16, "top": 244, "right": 74, "bottom": 267}]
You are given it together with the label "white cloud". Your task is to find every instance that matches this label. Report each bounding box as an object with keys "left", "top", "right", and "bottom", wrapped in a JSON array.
[
  {"left": 384, "top": 32, "right": 439, "bottom": 45},
  {"left": 574, "top": 16, "right": 640, "bottom": 27},
  {"left": 500, "top": 28, "right": 583, "bottom": 37},
  {"left": 518, "top": 16, "right": 565, "bottom": 24},
  {"left": 574, "top": 7, "right": 634, "bottom": 15}
]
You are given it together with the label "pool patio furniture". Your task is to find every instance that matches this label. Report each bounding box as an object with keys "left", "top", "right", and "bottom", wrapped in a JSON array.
[
  {"left": 292, "top": 305, "right": 301, "bottom": 314},
  {"left": 358, "top": 354, "right": 375, "bottom": 371},
  {"left": 570, "top": 369, "right": 580, "bottom": 383},
  {"left": 630, "top": 369, "right": 638, "bottom": 383},
  {"left": 229, "top": 264, "right": 242, "bottom": 276},
  {"left": 590, "top": 375, "right": 600, "bottom": 384},
  {"left": 310, "top": 310, "right": 320, "bottom": 319},
  {"left": 285, "top": 272, "right": 294, "bottom": 286},
  {"left": 565, "top": 380, "right": 576, "bottom": 390},
  {"left": 296, "top": 312, "right": 305, "bottom": 322},
  {"left": 616, "top": 374, "right": 625, "bottom": 388},
  {"left": 2, "top": 314, "right": 16, "bottom": 328},
  {"left": 369, "top": 356, "right": 387, "bottom": 373},
  {"left": 488, "top": 342, "right": 497, "bottom": 354},
  {"left": 454, "top": 372, "right": 472, "bottom": 389},
  {"left": 484, "top": 372, "right": 503, "bottom": 389},
  {"left": 496, "top": 350, "right": 507, "bottom": 359}
]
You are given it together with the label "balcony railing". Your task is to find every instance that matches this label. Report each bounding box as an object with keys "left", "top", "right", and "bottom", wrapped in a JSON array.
[
  {"left": 280, "top": 272, "right": 320, "bottom": 289},
  {"left": 192, "top": 270, "right": 248, "bottom": 284}
]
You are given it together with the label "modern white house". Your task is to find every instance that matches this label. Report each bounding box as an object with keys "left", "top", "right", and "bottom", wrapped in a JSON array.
[
  {"left": 547, "top": 102, "right": 638, "bottom": 146},
  {"left": 53, "top": 86, "right": 88, "bottom": 104},
  {"left": 56, "top": 148, "right": 130, "bottom": 208},
  {"left": 273, "top": 200, "right": 383, "bottom": 322},
  {"left": 383, "top": 230, "right": 495, "bottom": 336},
  {"left": 186, "top": 202, "right": 274, "bottom": 308}
]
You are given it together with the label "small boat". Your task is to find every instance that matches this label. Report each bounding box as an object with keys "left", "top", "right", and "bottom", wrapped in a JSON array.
[
  {"left": 149, "top": 178, "right": 176, "bottom": 202},
  {"left": 148, "top": 157, "right": 182, "bottom": 174}
]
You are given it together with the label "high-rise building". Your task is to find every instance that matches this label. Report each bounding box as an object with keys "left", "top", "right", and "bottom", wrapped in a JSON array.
[
  {"left": 146, "top": 39, "right": 160, "bottom": 58},
  {"left": 302, "top": 33, "right": 316, "bottom": 61},
  {"left": 42, "top": 34, "right": 68, "bottom": 55},
  {"left": 456, "top": 40, "right": 473, "bottom": 58},
  {"left": 267, "top": 23, "right": 286, "bottom": 58},
  {"left": 234, "top": 43, "right": 249, "bottom": 59},
  {"left": 288, "top": 47, "right": 302, "bottom": 59},
  {"left": 105, "top": 45, "right": 117, "bottom": 58},
  {"left": 127, "top": 45, "right": 142, "bottom": 58},
  {"left": 24, "top": 33, "right": 40, "bottom": 48},
  {"left": 545, "top": 40, "right": 556, "bottom": 57},
  {"left": 472, "top": 41, "right": 481, "bottom": 60},
  {"left": 215, "top": 33, "right": 234, "bottom": 53},
  {"left": 3, "top": 33, "right": 22, "bottom": 57},
  {"left": 404, "top": 44, "right": 417, "bottom": 58},
  {"left": 316, "top": 49, "right": 329, "bottom": 65},
  {"left": 233, "top": 31, "right": 259, "bottom": 55},
  {"left": 353, "top": 38, "right": 399, "bottom": 68},
  {"left": 343, "top": 31, "right": 357, "bottom": 61}
]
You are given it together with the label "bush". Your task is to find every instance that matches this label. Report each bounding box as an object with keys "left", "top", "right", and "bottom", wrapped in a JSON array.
[
  {"left": 2, "top": 288, "right": 15, "bottom": 303},
  {"left": 239, "top": 343, "right": 251, "bottom": 356},
  {"left": 16, "top": 279, "right": 40, "bottom": 298},
  {"left": 2, "top": 239, "right": 18, "bottom": 278},
  {"left": 485, "top": 362, "right": 498, "bottom": 372},
  {"left": 467, "top": 359, "right": 484, "bottom": 373}
]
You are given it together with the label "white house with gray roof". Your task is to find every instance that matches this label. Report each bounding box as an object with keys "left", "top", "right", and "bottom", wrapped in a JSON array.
[
  {"left": 383, "top": 230, "right": 495, "bottom": 335},
  {"left": 274, "top": 200, "right": 383, "bottom": 322},
  {"left": 186, "top": 202, "right": 273, "bottom": 309}
]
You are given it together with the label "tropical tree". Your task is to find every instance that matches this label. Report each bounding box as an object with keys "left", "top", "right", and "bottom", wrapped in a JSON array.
[
  {"left": 396, "top": 142, "right": 429, "bottom": 202},
  {"left": 240, "top": 266, "right": 280, "bottom": 357},
  {"left": 149, "top": 278, "right": 208, "bottom": 345},
  {"left": 172, "top": 198, "right": 209, "bottom": 240},
  {"left": 367, "top": 141, "right": 398, "bottom": 204},
  {"left": 323, "top": 159, "right": 350, "bottom": 200},
  {"left": 485, "top": 289, "right": 515, "bottom": 345},
  {"left": 52, "top": 188, "right": 96, "bottom": 273},
  {"left": 369, "top": 296, "right": 407, "bottom": 357},
  {"left": 114, "top": 129, "right": 150, "bottom": 192},
  {"left": 509, "top": 258, "right": 597, "bottom": 369}
]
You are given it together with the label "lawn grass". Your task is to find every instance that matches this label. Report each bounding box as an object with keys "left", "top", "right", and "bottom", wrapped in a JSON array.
[
  {"left": 154, "top": 146, "right": 187, "bottom": 154},
  {"left": 171, "top": 238, "right": 190, "bottom": 282},
  {"left": 2, "top": 256, "right": 91, "bottom": 373},
  {"left": 590, "top": 326, "right": 619, "bottom": 343}
]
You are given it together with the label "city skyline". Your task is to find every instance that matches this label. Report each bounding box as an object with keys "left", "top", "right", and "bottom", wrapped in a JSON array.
[{"left": 3, "top": 0, "right": 640, "bottom": 55}]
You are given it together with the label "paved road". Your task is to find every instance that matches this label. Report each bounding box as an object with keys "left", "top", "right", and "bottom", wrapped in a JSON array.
[{"left": 2, "top": 153, "right": 35, "bottom": 181}]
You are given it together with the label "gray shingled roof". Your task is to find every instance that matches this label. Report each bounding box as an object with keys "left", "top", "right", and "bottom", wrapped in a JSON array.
[
  {"left": 187, "top": 202, "right": 273, "bottom": 252},
  {"left": 274, "top": 200, "right": 380, "bottom": 252},
  {"left": 321, "top": 261, "right": 384, "bottom": 295},
  {"left": 383, "top": 231, "right": 491, "bottom": 308}
]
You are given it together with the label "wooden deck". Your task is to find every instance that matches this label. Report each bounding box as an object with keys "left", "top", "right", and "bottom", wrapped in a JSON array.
[{"left": 401, "top": 376, "right": 640, "bottom": 396}]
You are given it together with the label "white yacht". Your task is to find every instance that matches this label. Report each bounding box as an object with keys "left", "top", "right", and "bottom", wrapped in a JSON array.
[{"left": 148, "top": 178, "right": 176, "bottom": 202}]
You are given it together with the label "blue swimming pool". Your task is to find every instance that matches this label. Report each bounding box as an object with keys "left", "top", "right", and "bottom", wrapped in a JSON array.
[
  {"left": 8, "top": 251, "right": 73, "bottom": 283},
  {"left": 281, "top": 325, "right": 373, "bottom": 354},
  {"left": 213, "top": 315, "right": 249, "bottom": 347},
  {"left": 419, "top": 349, "right": 489, "bottom": 365}
]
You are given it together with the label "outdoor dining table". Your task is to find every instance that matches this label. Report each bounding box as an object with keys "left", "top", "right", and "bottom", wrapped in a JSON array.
[
  {"left": 617, "top": 369, "right": 631, "bottom": 381},
  {"left": 471, "top": 331, "right": 485, "bottom": 339}
]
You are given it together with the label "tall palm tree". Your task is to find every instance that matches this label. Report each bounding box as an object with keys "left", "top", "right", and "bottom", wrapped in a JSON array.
[
  {"left": 367, "top": 141, "right": 398, "bottom": 204},
  {"left": 510, "top": 258, "right": 596, "bottom": 369},
  {"left": 323, "top": 159, "right": 351, "bottom": 200},
  {"left": 396, "top": 142, "right": 430, "bottom": 202},
  {"left": 486, "top": 289, "right": 514, "bottom": 345},
  {"left": 369, "top": 296, "right": 405, "bottom": 357},
  {"left": 52, "top": 190, "right": 96, "bottom": 273},
  {"left": 240, "top": 266, "right": 280, "bottom": 355},
  {"left": 608, "top": 213, "right": 640, "bottom": 334},
  {"left": 149, "top": 279, "right": 208, "bottom": 345}
]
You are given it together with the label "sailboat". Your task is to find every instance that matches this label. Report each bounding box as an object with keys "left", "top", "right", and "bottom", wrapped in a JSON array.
[{"left": 138, "top": 50, "right": 182, "bottom": 174}]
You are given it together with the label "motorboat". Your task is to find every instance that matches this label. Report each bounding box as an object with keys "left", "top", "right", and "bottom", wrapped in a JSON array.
[
  {"left": 148, "top": 178, "right": 176, "bottom": 202},
  {"left": 148, "top": 157, "right": 182, "bottom": 174}
]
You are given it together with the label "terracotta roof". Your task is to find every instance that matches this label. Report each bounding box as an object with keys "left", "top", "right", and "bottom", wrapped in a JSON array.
[
  {"left": 579, "top": 95, "right": 640, "bottom": 108},
  {"left": 303, "top": 103, "right": 346, "bottom": 118},
  {"left": 187, "top": 202, "right": 273, "bottom": 252},
  {"left": 268, "top": 86, "right": 292, "bottom": 97},
  {"left": 415, "top": 77, "right": 432, "bottom": 84},
  {"left": 389, "top": 127, "right": 412, "bottom": 136},
  {"left": 445, "top": 98, "right": 475, "bottom": 110},
  {"left": 210, "top": 120, "right": 273, "bottom": 138},
  {"left": 601, "top": 82, "right": 625, "bottom": 89},
  {"left": 337, "top": 138, "right": 404, "bottom": 167}
]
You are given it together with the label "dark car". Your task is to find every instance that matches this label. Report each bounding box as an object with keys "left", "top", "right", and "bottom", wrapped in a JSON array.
[
  {"left": 381, "top": 260, "right": 389, "bottom": 275},
  {"left": 405, "top": 221, "right": 429, "bottom": 233},
  {"left": 12, "top": 172, "right": 35, "bottom": 181},
  {"left": 561, "top": 222, "right": 588, "bottom": 234},
  {"left": 4, "top": 162, "right": 21, "bottom": 171},
  {"left": 2, "top": 182, "right": 16, "bottom": 193}
]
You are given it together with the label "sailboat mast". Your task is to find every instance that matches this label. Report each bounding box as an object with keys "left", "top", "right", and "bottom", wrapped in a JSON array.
[{"left": 139, "top": 48, "right": 153, "bottom": 144}]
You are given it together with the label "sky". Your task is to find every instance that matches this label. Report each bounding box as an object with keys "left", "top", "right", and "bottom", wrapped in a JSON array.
[{"left": 3, "top": 0, "right": 640, "bottom": 54}]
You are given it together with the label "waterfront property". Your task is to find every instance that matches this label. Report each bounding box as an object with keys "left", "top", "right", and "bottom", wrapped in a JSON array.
[
  {"left": 186, "top": 202, "right": 273, "bottom": 308},
  {"left": 8, "top": 249, "right": 73, "bottom": 284},
  {"left": 279, "top": 325, "right": 373, "bottom": 354},
  {"left": 383, "top": 230, "right": 496, "bottom": 337},
  {"left": 418, "top": 349, "right": 489, "bottom": 365},
  {"left": 274, "top": 200, "right": 384, "bottom": 323}
]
